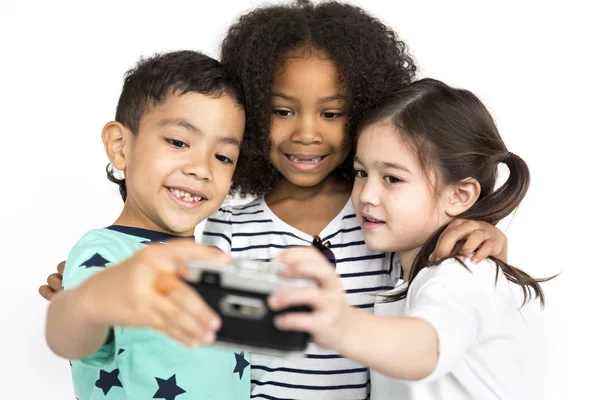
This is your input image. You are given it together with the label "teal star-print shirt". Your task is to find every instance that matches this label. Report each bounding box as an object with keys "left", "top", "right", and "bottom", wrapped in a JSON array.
[{"left": 62, "top": 226, "right": 250, "bottom": 400}]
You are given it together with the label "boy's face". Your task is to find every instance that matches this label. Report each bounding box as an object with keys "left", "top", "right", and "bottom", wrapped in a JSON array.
[{"left": 119, "top": 92, "right": 245, "bottom": 236}]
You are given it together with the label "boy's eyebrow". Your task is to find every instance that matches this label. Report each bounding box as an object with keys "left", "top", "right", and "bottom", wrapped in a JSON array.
[
  {"left": 158, "top": 118, "right": 241, "bottom": 147},
  {"left": 354, "top": 156, "right": 411, "bottom": 174},
  {"left": 271, "top": 91, "right": 347, "bottom": 104}
]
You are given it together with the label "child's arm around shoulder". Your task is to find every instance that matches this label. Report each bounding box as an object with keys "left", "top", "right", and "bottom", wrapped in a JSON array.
[
  {"left": 46, "top": 237, "right": 231, "bottom": 360},
  {"left": 431, "top": 219, "right": 508, "bottom": 264}
]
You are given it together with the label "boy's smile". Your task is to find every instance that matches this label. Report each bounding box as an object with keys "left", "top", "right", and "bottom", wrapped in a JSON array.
[{"left": 112, "top": 92, "right": 245, "bottom": 236}]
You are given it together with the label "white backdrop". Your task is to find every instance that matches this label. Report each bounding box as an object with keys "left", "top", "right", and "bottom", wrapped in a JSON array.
[{"left": 1, "top": 1, "right": 597, "bottom": 398}]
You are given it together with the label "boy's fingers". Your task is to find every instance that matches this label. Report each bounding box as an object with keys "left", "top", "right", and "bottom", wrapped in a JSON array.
[
  {"left": 168, "top": 282, "right": 221, "bottom": 330},
  {"left": 47, "top": 273, "right": 63, "bottom": 292},
  {"left": 39, "top": 285, "right": 56, "bottom": 301},
  {"left": 152, "top": 296, "right": 212, "bottom": 344},
  {"left": 57, "top": 261, "right": 66, "bottom": 276},
  {"left": 153, "top": 271, "right": 179, "bottom": 295}
]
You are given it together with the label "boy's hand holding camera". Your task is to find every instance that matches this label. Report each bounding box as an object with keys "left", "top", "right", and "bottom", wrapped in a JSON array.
[{"left": 46, "top": 241, "right": 228, "bottom": 358}]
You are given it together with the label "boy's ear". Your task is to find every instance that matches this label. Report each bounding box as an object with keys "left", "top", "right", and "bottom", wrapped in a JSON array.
[
  {"left": 444, "top": 177, "right": 481, "bottom": 217},
  {"left": 102, "top": 121, "right": 131, "bottom": 171}
]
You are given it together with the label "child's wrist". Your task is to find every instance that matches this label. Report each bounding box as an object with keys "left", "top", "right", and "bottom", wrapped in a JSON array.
[
  {"left": 332, "top": 306, "right": 362, "bottom": 354},
  {"left": 76, "top": 277, "right": 107, "bottom": 328}
]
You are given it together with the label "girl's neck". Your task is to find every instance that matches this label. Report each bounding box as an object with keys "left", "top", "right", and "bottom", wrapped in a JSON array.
[
  {"left": 264, "top": 173, "right": 352, "bottom": 237},
  {"left": 399, "top": 248, "right": 420, "bottom": 280}
]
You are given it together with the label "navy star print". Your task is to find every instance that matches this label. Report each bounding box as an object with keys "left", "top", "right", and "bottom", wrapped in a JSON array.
[
  {"left": 233, "top": 351, "right": 250, "bottom": 379},
  {"left": 79, "top": 253, "right": 110, "bottom": 268},
  {"left": 153, "top": 374, "right": 185, "bottom": 400},
  {"left": 95, "top": 368, "right": 122, "bottom": 395}
]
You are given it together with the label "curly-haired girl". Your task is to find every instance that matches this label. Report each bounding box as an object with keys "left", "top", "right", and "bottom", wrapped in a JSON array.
[{"left": 202, "top": 1, "right": 510, "bottom": 398}]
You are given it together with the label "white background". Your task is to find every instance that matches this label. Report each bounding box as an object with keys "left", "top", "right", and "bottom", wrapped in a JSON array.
[{"left": 1, "top": 0, "right": 598, "bottom": 398}]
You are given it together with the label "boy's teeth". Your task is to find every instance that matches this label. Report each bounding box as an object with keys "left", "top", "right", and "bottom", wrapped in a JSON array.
[
  {"left": 289, "top": 155, "right": 323, "bottom": 163},
  {"left": 169, "top": 188, "right": 203, "bottom": 202}
]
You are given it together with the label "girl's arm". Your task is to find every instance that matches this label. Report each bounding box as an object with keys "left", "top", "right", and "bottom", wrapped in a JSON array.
[
  {"left": 333, "top": 309, "right": 439, "bottom": 380},
  {"left": 45, "top": 241, "right": 229, "bottom": 360},
  {"left": 270, "top": 248, "right": 499, "bottom": 381}
]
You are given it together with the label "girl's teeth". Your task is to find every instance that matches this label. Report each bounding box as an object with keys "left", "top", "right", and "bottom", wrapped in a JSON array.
[{"left": 289, "top": 155, "right": 323, "bottom": 163}]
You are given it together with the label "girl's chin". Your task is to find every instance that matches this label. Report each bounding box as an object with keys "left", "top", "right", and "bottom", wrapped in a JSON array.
[{"left": 363, "top": 236, "right": 397, "bottom": 253}]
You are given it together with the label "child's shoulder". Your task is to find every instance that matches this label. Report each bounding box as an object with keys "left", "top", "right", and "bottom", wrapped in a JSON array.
[
  {"left": 69, "top": 227, "right": 142, "bottom": 255},
  {"left": 411, "top": 257, "right": 514, "bottom": 306},
  {"left": 63, "top": 228, "right": 144, "bottom": 289},
  {"left": 416, "top": 258, "right": 503, "bottom": 286}
]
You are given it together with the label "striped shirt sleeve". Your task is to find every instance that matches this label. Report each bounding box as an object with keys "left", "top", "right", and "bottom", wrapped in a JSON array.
[{"left": 201, "top": 207, "right": 233, "bottom": 254}]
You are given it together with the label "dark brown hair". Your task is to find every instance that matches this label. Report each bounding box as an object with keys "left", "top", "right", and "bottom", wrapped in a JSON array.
[
  {"left": 360, "top": 78, "right": 552, "bottom": 306},
  {"left": 220, "top": 0, "right": 416, "bottom": 196}
]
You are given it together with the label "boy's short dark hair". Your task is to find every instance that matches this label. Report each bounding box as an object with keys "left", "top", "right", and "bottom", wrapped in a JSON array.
[{"left": 108, "top": 50, "right": 244, "bottom": 201}]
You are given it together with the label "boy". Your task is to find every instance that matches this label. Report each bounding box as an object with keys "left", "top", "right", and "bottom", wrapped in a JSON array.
[{"left": 45, "top": 50, "right": 249, "bottom": 399}]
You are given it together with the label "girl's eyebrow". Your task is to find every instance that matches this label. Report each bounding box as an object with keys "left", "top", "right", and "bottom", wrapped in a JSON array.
[
  {"left": 319, "top": 94, "right": 347, "bottom": 103},
  {"left": 354, "top": 156, "right": 411, "bottom": 174},
  {"left": 271, "top": 91, "right": 347, "bottom": 104}
]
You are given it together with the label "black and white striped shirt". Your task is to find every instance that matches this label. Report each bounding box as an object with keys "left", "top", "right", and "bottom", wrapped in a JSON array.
[{"left": 202, "top": 197, "right": 402, "bottom": 400}]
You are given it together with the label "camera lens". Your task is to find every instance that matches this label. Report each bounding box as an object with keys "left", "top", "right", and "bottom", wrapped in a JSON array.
[{"left": 201, "top": 271, "right": 220, "bottom": 286}]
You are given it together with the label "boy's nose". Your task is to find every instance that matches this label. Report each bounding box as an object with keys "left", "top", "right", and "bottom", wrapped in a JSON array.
[{"left": 182, "top": 157, "right": 212, "bottom": 181}]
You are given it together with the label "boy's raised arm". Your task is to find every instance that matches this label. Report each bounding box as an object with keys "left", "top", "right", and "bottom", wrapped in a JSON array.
[{"left": 45, "top": 241, "right": 230, "bottom": 360}]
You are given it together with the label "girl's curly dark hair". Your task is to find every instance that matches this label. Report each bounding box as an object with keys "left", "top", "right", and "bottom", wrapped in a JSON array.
[{"left": 221, "top": 0, "right": 417, "bottom": 197}]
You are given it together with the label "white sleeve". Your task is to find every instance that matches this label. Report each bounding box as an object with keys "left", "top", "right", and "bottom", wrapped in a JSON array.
[
  {"left": 201, "top": 207, "right": 233, "bottom": 254},
  {"left": 405, "top": 259, "right": 503, "bottom": 383}
]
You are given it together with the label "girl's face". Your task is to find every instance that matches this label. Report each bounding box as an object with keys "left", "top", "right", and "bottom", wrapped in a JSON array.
[
  {"left": 351, "top": 122, "right": 452, "bottom": 254},
  {"left": 269, "top": 48, "right": 350, "bottom": 188}
]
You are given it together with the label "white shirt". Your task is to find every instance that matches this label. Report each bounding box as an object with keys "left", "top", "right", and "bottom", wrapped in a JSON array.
[
  {"left": 372, "top": 258, "right": 526, "bottom": 400},
  {"left": 203, "top": 197, "right": 402, "bottom": 399}
]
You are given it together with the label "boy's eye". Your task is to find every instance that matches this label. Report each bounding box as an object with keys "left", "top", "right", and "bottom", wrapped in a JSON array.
[
  {"left": 384, "top": 175, "right": 403, "bottom": 184},
  {"left": 322, "top": 112, "right": 343, "bottom": 120},
  {"left": 353, "top": 169, "right": 367, "bottom": 178},
  {"left": 166, "top": 139, "right": 188, "bottom": 148},
  {"left": 215, "top": 154, "right": 234, "bottom": 164},
  {"left": 273, "top": 109, "right": 294, "bottom": 117}
]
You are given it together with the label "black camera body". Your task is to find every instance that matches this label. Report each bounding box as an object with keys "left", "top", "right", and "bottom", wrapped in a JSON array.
[{"left": 185, "top": 259, "right": 315, "bottom": 356}]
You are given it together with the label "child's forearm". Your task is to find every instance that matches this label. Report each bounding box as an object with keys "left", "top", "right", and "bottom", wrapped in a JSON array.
[
  {"left": 45, "top": 285, "right": 110, "bottom": 360},
  {"left": 336, "top": 308, "right": 439, "bottom": 380}
]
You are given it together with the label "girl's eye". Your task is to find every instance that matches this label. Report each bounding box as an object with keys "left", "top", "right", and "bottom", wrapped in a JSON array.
[
  {"left": 166, "top": 139, "right": 188, "bottom": 148},
  {"left": 353, "top": 169, "right": 367, "bottom": 178},
  {"left": 215, "top": 154, "right": 234, "bottom": 164},
  {"left": 273, "top": 109, "right": 294, "bottom": 117},
  {"left": 322, "top": 112, "right": 342, "bottom": 120},
  {"left": 384, "top": 175, "right": 403, "bottom": 184}
]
